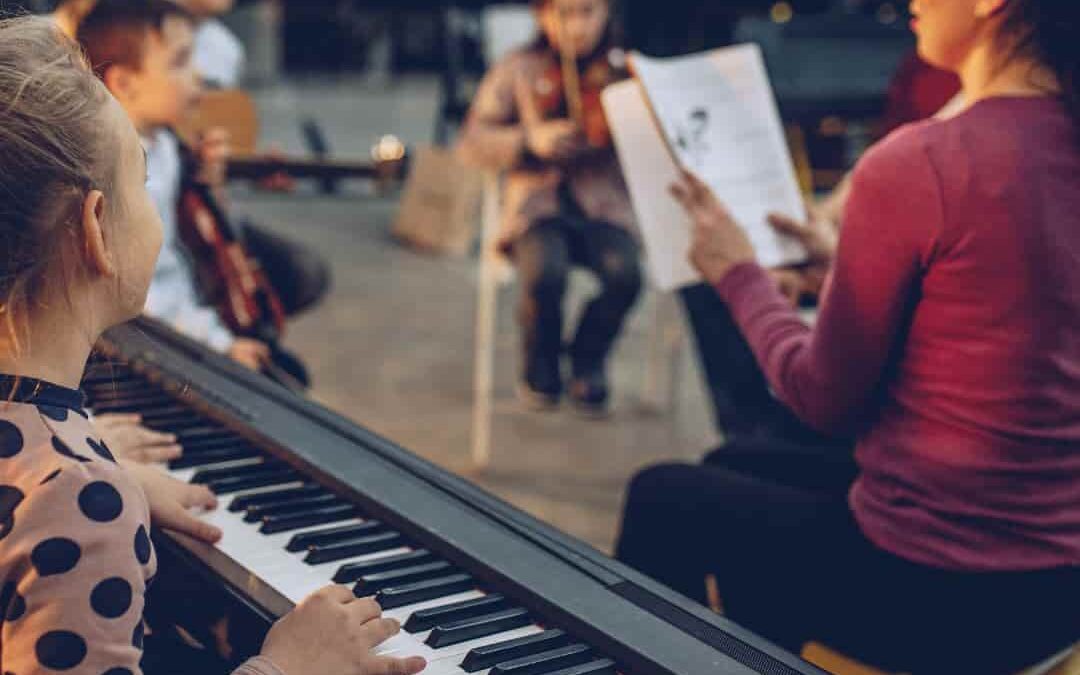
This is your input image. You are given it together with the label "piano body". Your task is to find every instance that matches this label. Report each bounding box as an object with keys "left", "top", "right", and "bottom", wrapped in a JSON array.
[{"left": 83, "top": 318, "right": 826, "bottom": 675}]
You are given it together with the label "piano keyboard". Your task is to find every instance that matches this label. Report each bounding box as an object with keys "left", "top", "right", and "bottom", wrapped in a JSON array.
[
  {"left": 84, "top": 318, "right": 826, "bottom": 675},
  {"left": 83, "top": 361, "right": 615, "bottom": 675}
]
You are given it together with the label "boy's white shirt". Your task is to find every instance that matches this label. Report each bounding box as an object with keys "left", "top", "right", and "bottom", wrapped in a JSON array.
[
  {"left": 193, "top": 19, "right": 245, "bottom": 88},
  {"left": 141, "top": 129, "right": 234, "bottom": 352}
]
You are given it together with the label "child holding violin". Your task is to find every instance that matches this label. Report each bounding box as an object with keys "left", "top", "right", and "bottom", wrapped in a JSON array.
[
  {"left": 459, "top": 0, "right": 642, "bottom": 415},
  {"left": 78, "top": 0, "right": 324, "bottom": 388}
]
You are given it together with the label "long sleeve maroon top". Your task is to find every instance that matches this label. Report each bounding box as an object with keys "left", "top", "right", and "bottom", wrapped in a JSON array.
[{"left": 715, "top": 96, "right": 1080, "bottom": 571}]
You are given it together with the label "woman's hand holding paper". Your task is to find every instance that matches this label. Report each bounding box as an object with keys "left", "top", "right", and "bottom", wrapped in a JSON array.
[
  {"left": 767, "top": 206, "right": 838, "bottom": 264},
  {"left": 671, "top": 170, "right": 755, "bottom": 285}
]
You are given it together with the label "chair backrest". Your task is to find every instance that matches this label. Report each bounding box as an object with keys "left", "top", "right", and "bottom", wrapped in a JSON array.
[
  {"left": 174, "top": 89, "right": 260, "bottom": 156},
  {"left": 483, "top": 4, "right": 537, "bottom": 65}
]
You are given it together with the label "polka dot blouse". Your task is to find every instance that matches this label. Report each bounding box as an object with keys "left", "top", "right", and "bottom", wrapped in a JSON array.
[{"left": 0, "top": 377, "right": 282, "bottom": 675}]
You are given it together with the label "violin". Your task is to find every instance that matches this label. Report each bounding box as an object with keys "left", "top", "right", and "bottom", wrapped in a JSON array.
[
  {"left": 176, "top": 139, "right": 307, "bottom": 391},
  {"left": 177, "top": 142, "right": 286, "bottom": 338},
  {"left": 532, "top": 22, "right": 626, "bottom": 150}
]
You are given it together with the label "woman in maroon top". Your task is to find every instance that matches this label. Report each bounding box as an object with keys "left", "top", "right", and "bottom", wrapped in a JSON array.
[{"left": 616, "top": 0, "right": 1079, "bottom": 672}]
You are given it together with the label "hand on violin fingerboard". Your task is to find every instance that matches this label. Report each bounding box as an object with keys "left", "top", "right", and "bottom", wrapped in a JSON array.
[
  {"left": 514, "top": 71, "right": 585, "bottom": 163},
  {"left": 195, "top": 126, "right": 231, "bottom": 189}
]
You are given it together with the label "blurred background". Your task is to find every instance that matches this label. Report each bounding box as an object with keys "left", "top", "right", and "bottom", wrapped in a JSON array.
[{"left": 23, "top": 0, "right": 924, "bottom": 551}]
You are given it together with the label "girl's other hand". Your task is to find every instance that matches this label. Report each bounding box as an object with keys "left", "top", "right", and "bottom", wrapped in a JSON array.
[
  {"left": 122, "top": 461, "right": 222, "bottom": 544},
  {"left": 95, "top": 413, "right": 182, "bottom": 464}
]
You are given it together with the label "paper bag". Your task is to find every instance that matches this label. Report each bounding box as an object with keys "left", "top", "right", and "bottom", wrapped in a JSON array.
[{"left": 392, "top": 145, "right": 484, "bottom": 256}]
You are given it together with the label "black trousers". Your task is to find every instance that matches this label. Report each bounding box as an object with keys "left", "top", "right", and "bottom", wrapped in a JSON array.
[
  {"left": 242, "top": 222, "right": 331, "bottom": 318},
  {"left": 620, "top": 284, "right": 1080, "bottom": 672},
  {"left": 615, "top": 442, "right": 1080, "bottom": 673},
  {"left": 514, "top": 216, "right": 642, "bottom": 375}
]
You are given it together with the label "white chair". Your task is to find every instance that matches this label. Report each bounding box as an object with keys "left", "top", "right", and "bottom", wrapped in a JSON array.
[{"left": 470, "top": 171, "right": 687, "bottom": 468}]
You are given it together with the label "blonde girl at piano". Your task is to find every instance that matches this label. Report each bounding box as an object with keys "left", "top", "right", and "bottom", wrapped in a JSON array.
[
  {"left": 0, "top": 16, "right": 424, "bottom": 675},
  {"left": 458, "top": 0, "right": 642, "bottom": 416}
]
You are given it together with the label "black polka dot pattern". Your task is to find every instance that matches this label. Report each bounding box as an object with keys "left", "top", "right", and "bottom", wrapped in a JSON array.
[
  {"left": 6, "top": 592, "right": 25, "bottom": 622},
  {"left": 39, "top": 468, "right": 61, "bottom": 485},
  {"left": 132, "top": 620, "right": 144, "bottom": 649},
  {"left": 0, "top": 581, "right": 15, "bottom": 621},
  {"left": 78, "top": 481, "right": 123, "bottom": 523},
  {"left": 51, "top": 436, "right": 91, "bottom": 463},
  {"left": 103, "top": 669, "right": 134, "bottom": 675},
  {"left": 31, "top": 537, "right": 81, "bottom": 576},
  {"left": 36, "top": 630, "right": 87, "bottom": 670},
  {"left": 90, "top": 577, "right": 132, "bottom": 619},
  {"left": 85, "top": 437, "right": 116, "bottom": 463},
  {"left": 37, "top": 404, "right": 69, "bottom": 422},
  {"left": 0, "top": 421, "right": 23, "bottom": 458},
  {"left": 134, "top": 525, "right": 152, "bottom": 565},
  {"left": 0, "top": 485, "right": 25, "bottom": 541}
]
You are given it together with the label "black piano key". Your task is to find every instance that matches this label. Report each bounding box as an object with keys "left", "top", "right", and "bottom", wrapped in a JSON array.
[
  {"left": 425, "top": 607, "right": 531, "bottom": 649},
  {"left": 230, "top": 484, "right": 323, "bottom": 513},
  {"left": 208, "top": 468, "right": 300, "bottom": 495},
  {"left": 244, "top": 494, "right": 341, "bottom": 522},
  {"left": 176, "top": 426, "right": 233, "bottom": 442},
  {"left": 404, "top": 593, "right": 509, "bottom": 633},
  {"left": 192, "top": 461, "right": 282, "bottom": 484},
  {"left": 489, "top": 644, "right": 593, "bottom": 675},
  {"left": 259, "top": 504, "right": 357, "bottom": 534},
  {"left": 177, "top": 436, "right": 247, "bottom": 453},
  {"left": 84, "top": 381, "right": 151, "bottom": 395},
  {"left": 134, "top": 404, "right": 191, "bottom": 419},
  {"left": 372, "top": 573, "right": 473, "bottom": 609},
  {"left": 303, "top": 531, "right": 405, "bottom": 565},
  {"left": 353, "top": 561, "right": 453, "bottom": 595},
  {"left": 461, "top": 630, "right": 573, "bottom": 673},
  {"left": 286, "top": 520, "right": 386, "bottom": 552},
  {"left": 169, "top": 446, "right": 261, "bottom": 470},
  {"left": 81, "top": 366, "right": 134, "bottom": 384},
  {"left": 142, "top": 414, "right": 207, "bottom": 431},
  {"left": 334, "top": 549, "right": 436, "bottom": 584},
  {"left": 93, "top": 396, "right": 175, "bottom": 412},
  {"left": 543, "top": 660, "right": 616, "bottom": 675}
]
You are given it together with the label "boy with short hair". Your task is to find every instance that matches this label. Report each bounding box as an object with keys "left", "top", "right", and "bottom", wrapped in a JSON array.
[{"left": 78, "top": 0, "right": 277, "bottom": 371}]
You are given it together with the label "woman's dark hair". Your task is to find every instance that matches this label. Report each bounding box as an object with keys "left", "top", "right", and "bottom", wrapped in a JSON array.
[{"left": 1000, "top": 0, "right": 1080, "bottom": 130}]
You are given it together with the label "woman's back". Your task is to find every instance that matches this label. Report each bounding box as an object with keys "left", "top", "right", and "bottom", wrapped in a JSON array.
[{"left": 848, "top": 96, "right": 1080, "bottom": 571}]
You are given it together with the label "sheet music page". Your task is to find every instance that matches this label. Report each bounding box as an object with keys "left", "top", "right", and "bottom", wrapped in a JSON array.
[{"left": 603, "top": 45, "right": 806, "bottom": 290}]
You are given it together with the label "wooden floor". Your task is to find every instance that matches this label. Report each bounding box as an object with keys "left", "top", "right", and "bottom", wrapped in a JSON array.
[{"left": 235, "top": 76, "right": 719, "bottom": 552}]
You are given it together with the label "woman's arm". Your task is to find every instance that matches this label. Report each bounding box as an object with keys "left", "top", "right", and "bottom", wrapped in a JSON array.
[{"left": 715, "top": 136, "right": 944, "bottom": 434}]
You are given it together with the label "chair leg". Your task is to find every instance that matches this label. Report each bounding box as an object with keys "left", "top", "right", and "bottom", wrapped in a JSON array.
[
  {"left": 640, "top": 292, "right": 685, "bottom": 415},
  {"left": 471, "top": 173, "right": 502, "bottom": 469}
]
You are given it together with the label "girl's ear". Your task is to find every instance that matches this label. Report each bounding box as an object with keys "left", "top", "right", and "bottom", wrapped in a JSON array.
[
  {"left": 80, "top": 190, "right": 116, "bottom": 279},
  {"left": 103, "top": 65, "right": 138, "bottom": 106}
]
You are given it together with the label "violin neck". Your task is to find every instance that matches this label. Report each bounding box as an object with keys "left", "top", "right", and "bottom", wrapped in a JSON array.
[{"left": 556, "top": 19, "right": 584, "bottom": 125}]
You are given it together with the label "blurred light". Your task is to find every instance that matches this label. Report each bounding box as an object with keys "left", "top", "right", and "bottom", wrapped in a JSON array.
[
  {"left": 373, "top": 135, "right": 406, "bottom": 163},
  {"left": 820, "top": 116, "right": 847, "bottom": 137},
  {"left": 770, "top": 2, "right": 794, "bottom": 24},
  {"left": 877, "top": 3, "right": 900, "bottom": 24}
]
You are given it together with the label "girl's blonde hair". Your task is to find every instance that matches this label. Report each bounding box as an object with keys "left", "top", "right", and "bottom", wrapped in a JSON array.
[{"left": 0, "top": 16, "right": 112, "bottom": 352}]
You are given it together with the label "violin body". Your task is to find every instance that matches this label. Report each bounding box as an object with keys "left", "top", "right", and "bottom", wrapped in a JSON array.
[
  {"left": 534, "top": 49, "right": 626, "bottom": 150},
  {"left": 177, "top": 156, "right": 287, "bottom": 339}
]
